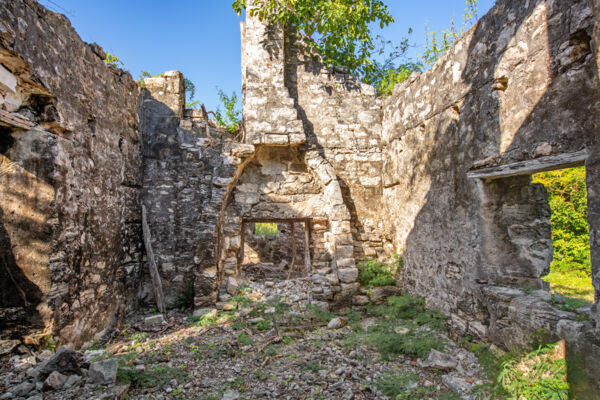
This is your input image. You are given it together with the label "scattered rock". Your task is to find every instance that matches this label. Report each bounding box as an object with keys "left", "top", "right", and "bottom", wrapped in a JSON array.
[
  {"left": 368, "top": 286, "right": 400, "bottom": 304},
  {"left": 43, "top": 371, "right": 68, "bottom": 391},
  {"left": 222, "top": 389, "right": 240, "bottom": 400},
  {"left": 64, "top": 374, "right": 82, "bottom": 388},
  {"left": 265, "top": 281, "right": 275, "bottom": 288},
  {"left": 38, "top": 347, "right": 84, "bottom": 376},
  {"left": 193, "top": 308, "right": 217, "bottom": 318},
  {"left": 0, "top": 339, "right": 20, "bottom": 356},
  {"left": 10, "top": 381, "right": 35, "bottom": 397},
  {"left": 144, "top": 314, "right": 166, "bottom": 327},
  {"left": 442, "top": 374, "right": 473, "bottom": 395},
  {"left": 89, "top": 359, "right": 118, "bottom": 385},
  {"left": 84, "top": 349, "right": 107, "bottom": 363},
  {"left": 327, "top": 317, "right": 348, "bottom": 329},
  {"left": 418, "top": 349, "right": 458, "bottom": 370}
]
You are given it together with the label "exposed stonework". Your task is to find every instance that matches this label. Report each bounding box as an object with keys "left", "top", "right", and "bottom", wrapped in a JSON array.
[
  {"left": 0, "top": 0, "right": 141, "bottom": 347},
  {"left": 1, "top": 1, "right": 599, "bottom": 390}
]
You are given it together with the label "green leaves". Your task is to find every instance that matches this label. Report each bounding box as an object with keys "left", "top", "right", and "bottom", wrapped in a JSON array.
[
  {"left": 532, "top": 167, "right": 591, "bottom": 277},
  {"left": 104, "top": 53, "right": 123, "bottom": 68},
  {"left": 233, "top": 0, "right": 394, "bottom": 76},
  {"left": 215, "top": 88, "right": 241, "bottom": 134}
]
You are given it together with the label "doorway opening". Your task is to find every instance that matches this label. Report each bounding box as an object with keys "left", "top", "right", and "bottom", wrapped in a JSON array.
[
  {"left": 532, "top": 166, "right": 594, "bottom": 310},
  {"left": 241, "top": 218, "right": 311, "bottom": 281}
]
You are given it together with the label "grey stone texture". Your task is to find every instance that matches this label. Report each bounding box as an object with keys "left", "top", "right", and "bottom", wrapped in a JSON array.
[
  {"left": 1, "top": 0, "right": 599, "bottom": 387},
  {"left": 0, "top": 0, "right": 142, "bottom": 347}
]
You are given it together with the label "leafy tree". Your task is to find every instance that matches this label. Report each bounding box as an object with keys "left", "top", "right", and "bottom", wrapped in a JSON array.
[
  {"left": 104, "top": 53, "right": 124, "bottom": 68},
  {"left": 533, "top": 167, "right": 591, "bottom": 277},
  {"left": 233, "top": 0, "right": 394, "bottom": 78},
  {"left": 215, "top": 88, "right": 241, "bottom": 134}
]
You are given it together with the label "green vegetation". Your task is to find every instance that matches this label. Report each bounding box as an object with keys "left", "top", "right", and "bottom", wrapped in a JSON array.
[
  {"left": 233, "top": 0, "right": 394, "bottom": 77},
  {"left": 345, "top": 296, "right": 448, "bottom": 360},
  {"left": 215, "top": 89, "right": 242, "bottom": 134},
  {"left": 254, "top": 222, "right": 280, "bottom": 236},
  {"left": 233, "top": 0, "right": 479, "bottom": 96},
  {"left": 117, "top": 361, "right": 188, "bottom": 388},
  {"left": 374, "top": 370, "right": 460, "bottom": 400},
  {"left": 470, "top": 342, "right": 570, "bottom": 399},
  {"left": 422, "top": 0, "right": 478, "bottom": 66},
  {"left": 532, "top": 167, "right": 593, "bottom": 306},
  {"left": 357, "top": 254, "right": 402, "bottom": 287},
  {"left": 104, "top": 53, "right": 123, "bottom": 68}
]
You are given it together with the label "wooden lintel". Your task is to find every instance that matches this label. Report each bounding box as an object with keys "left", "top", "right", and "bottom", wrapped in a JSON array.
[
  {"left": 243, "top": 217, "right": 311, "bottom": 223},
  {"left": 0, "top": 110, "right": 36, "bottom": 130},
  {"left": 467, "top": 150, "right": 588, "bottom": 180}
]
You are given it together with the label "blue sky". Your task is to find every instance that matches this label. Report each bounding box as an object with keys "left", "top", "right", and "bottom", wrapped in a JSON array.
[{"left": 38, "top": 0, "right": 495, "bottom": 111}]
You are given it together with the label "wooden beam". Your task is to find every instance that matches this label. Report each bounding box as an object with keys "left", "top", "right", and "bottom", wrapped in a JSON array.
[
  {"left": 243, "top": 217, "right": 308, "bottom": 223},
  {"left": 304, "top": 219, "right": 311, "bottom": 276},
  {"left": 467, "top": 150, "right": 588, "bottom": 180},
  {"left": 0, "top": 110, "right": 35, "bottom": 130},
  {"left": 287, "top": 222, "right": 297, "bottom": 279},
  {"left": 142, "top": 205, "right": 166, "bottom": 314}
]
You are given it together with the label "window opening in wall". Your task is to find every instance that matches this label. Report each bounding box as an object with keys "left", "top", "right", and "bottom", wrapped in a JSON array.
[
  {"left": 241, "top": 219, "right": 310, "bottom": 281},
  {"left": 254, "top": 222, "right": 280, "bottom": 237},
  {"left": 532, "top": 166, "right": 593, "bottom": 310}
]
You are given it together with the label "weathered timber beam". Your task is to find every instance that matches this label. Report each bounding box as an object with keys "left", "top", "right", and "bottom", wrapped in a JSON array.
[
  {"left": 467, "top": 150, "right": 588, "bottom": 180},
  {"left": 142, "top": 205, "right": 166, "bottom": 314},
  {"left": 243, "top": 217, "right": 310, "bottom": 223},
  {"left": 304, "top": 219, "right": 311, "bottom": 275}
]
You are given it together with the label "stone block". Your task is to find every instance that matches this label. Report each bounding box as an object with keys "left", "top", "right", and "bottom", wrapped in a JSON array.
[
  {"left": 144, "top": 314, "right": 165, "bottom": 327},
  {"left": 43, "top": 371, "right": 68, "bottom": 391},
  {"left": 264, "top": 134, "right": 289, "bottom": 145},
  {"left": 336, "top": 258, "right": 356, "bottom": 269},
  {"left": 89, "top": 359, "right": 118, "bottom": 385},
  {"left": 338, "top": 267, "right": 358, "bottom": 283}
]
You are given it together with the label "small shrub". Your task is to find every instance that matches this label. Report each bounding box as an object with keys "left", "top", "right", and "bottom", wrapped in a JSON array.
[
  {"left": 357, "top": 255, "right": 402, "bottom": 287},
  {"left": 104, "top": 53, "right": 123, "bottom": 68},
  {"left": 375, "top": 370, "right": 419, "bottom": 399},
  {"left": 237, "top": 332, "right": 255, "bottom": 346},
  {"left": 304, "top": 360, "right": 325, "bottom": 372}
]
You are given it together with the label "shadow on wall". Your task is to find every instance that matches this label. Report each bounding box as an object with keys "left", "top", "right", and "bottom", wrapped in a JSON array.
[
  {"left": 0, "top": 207, "right": 44, "bottom": 335},
  {"left": 391, "top": 0, "right": 598, "bottom": 395},
  {"left": 281, "top": 28, "right": 369, "bottom": 261}
]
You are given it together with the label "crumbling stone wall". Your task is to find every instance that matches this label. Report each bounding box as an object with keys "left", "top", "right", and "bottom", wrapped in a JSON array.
[
  {"left": 0, "top": 0, "right": 142, "bottom": 347},
  {"left": 380, "top": 0, "right": 599, "bottom": 346},
  {"left": 283, "top": 30, "right": 389, "bottom": 261},
  {"left": 140, "top": 72, "right": 257, "bottom": 307}
]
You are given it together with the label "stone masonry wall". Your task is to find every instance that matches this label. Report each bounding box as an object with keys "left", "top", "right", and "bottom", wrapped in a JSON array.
[
  {"left": 140, "top": 73, "right": 256, "bottom": 307},
  {"left": 0, "top": 0, "right": 142, "bottom": 347},
  {"left": 284, "top": 30, "right": 389, "bottom": 262},
  {"left": 381, "top": 0, "right": 600, "bottom": 347}
]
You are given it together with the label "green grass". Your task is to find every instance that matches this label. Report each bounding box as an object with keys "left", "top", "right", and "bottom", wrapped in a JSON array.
[
  {"left": 345, "top": 296, "right": 448, "bottom": 360},
  {"left": 254, "top": 222, "right": 280, "bottom": 236},
  {"left": 543, "top": 270, "right": 594, "bottom": 308},
  {"left": 470, "top": 342, "right": 570, "bottom": 399},
  {"left": 117, "top": 362, "right": 188, "bottom": 388}
]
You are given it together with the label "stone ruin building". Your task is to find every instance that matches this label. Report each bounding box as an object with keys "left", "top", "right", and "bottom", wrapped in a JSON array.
[{"left": 1, "top": 0, "right": 600, "bottom": 385}]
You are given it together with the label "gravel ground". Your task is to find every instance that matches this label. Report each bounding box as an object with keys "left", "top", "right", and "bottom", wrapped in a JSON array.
[{"left": 0, "top": 278, "right": 488, "bottom": 400}]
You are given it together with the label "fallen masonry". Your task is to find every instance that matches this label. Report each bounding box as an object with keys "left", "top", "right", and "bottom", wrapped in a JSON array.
[{"left": 0, "top": 0, "right": 600, "bottom": 397}]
